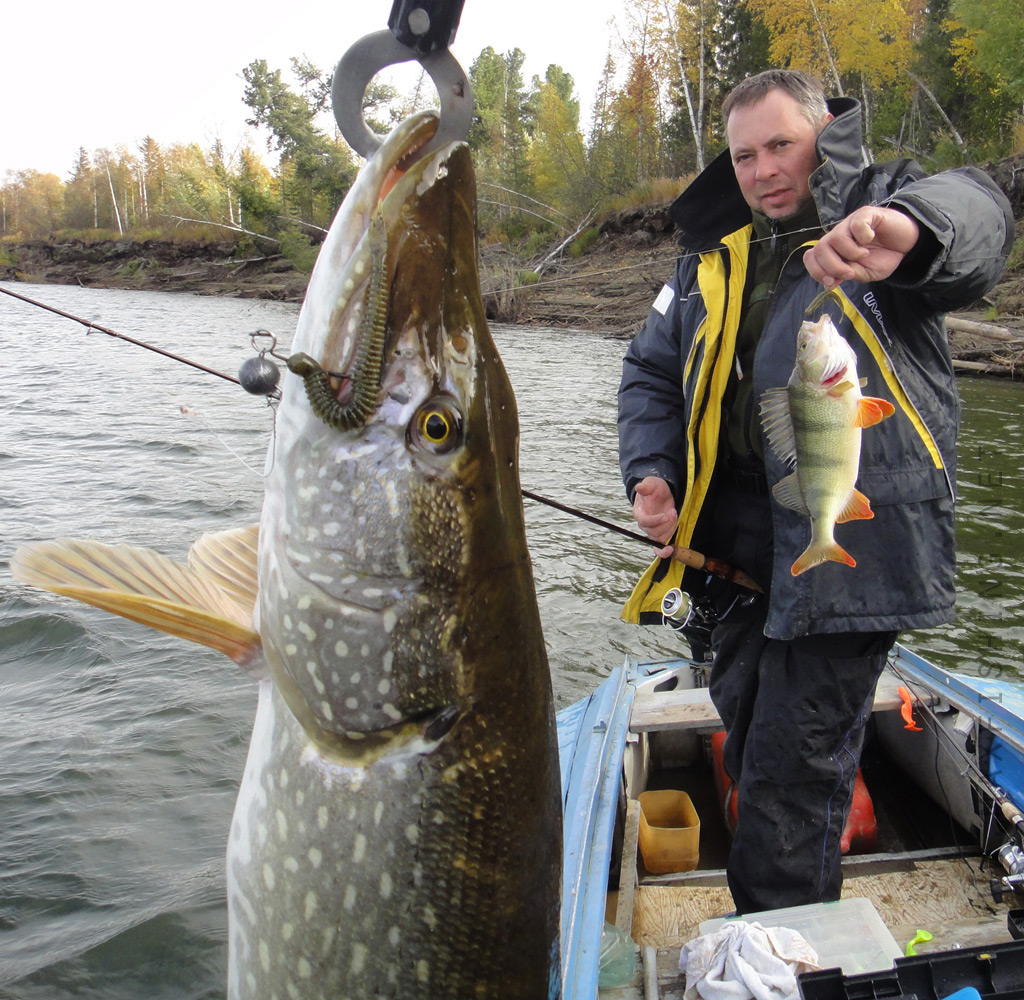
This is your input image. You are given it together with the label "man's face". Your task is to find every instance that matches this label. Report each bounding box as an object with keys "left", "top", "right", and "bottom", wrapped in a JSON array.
[{"left": 726, "top": 89, "right": 830, "bottom": 219}]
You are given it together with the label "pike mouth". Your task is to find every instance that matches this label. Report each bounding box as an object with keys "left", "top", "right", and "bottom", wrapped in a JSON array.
[{"left": 287, "top": 112, "right": 452, "bottom": 433}]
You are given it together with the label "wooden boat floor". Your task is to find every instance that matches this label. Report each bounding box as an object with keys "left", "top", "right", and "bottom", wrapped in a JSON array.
[{"left": 602, "top": 856, "right": 1014, "bottom": 1000}]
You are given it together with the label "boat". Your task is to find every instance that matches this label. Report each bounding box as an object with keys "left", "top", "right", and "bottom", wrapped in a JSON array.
[{"left": 556, "top": 642, "right": 1024, "bottom": 999}]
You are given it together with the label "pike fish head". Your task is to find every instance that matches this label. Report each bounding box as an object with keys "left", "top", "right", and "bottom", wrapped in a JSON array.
[
  {"left": 793, "top": 313, "right": 859, "bottom": 392},
  {"left": 259, "top": 112, "right": 531, "bottom": 755}
]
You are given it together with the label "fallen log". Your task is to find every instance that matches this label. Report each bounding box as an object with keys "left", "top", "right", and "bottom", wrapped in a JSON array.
[
  {"left": 947, "top": 316, "right": 1022, "bottom": 342},
  {"left": 953, "top": 358, "right": 1022, "bottom": 378}
]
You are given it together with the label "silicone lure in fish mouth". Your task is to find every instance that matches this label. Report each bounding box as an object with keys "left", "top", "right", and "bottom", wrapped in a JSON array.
[{"left": 286, "top": 213, "right": 390, "bottom": 431}]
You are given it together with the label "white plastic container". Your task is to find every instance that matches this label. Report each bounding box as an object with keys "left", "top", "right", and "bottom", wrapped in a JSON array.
[{"left": 699, "top": 897, "right": 902, "bottom": 975}]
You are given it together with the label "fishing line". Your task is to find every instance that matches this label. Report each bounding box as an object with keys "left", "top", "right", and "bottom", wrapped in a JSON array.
[{"left": 480, "top": 224, "right": 826, "bottom": 299}]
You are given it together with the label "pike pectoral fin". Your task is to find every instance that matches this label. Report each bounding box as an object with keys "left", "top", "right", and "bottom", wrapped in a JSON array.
[
  {"left": 855, "top": 396, "right": 896, "bottom": 428},
  {"left": 11, "top": 538, "right": 265, "bottom": 677},
  {"left": 188, "top": 525, "right": 259, "bottom": 613},
  {"left": 771, "top": 472, "right": 810, "bottom": 515},
  {"left": 791, "top": 538, "right": 857, "bottom": 576},
  {"left": 836, "top": 488, "right": 874, "bottom": 524}
]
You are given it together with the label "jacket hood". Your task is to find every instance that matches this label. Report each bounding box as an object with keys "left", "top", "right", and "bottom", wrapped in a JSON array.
[{"left": 670, "top": 96, "right": 864, "bottom": 251}]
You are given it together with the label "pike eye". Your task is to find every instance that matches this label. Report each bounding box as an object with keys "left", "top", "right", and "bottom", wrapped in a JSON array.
[{"left": 409, "top": 398, "right": 463, "bottom": 455}]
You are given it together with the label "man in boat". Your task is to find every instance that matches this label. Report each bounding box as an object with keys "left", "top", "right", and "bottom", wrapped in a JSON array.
[{"left": 617, "top": 69, "right": 1013, "bottom": 914}]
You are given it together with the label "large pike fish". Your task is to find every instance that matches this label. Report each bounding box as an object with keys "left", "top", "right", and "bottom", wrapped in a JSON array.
[
  {"left": 12, "top": 111, "right": 562, "bottom": 999},
  {"left": 760, "top": 313, "right": 895, "bottom": 576}
]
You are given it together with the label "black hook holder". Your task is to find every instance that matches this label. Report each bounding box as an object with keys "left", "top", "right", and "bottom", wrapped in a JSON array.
[{"left": 387, "top": 0, "right": 465, "bottom": 54}]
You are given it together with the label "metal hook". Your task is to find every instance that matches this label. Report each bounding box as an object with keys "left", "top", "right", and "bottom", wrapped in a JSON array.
[{"left": 332, "top": 29, "right": 473, "bottom": 161}]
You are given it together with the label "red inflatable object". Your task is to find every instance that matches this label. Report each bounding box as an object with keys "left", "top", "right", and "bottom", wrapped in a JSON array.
[{"left": 709, "top": 730, "right": 877, "bottom": 855}]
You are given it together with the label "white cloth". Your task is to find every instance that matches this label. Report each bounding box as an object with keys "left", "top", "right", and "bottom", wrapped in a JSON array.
[{"left": 680, "top": 921, "right": 820, "bottom": 1000}]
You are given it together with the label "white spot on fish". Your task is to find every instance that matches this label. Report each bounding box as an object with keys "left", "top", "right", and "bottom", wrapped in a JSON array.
[
  {"left": 344, "top": 884, "right": 357, "bottom": 911},
  {"left": 297, "top": 595, "right": 312, "bottom": 610},
  {"left": 382, "top": 609, "right": 398, "bottom": 634},
  {"left": 304, "top": 891, "right": 318, "bottom": 920},
  {"left": 353, "top": 834, "right": 367, "bottom": 863},
  {"left": 308, "top": 847, "right": 323, "bottom": 868},
  {"left": 388, "top": 925, "right": 401, "bottom": 947},
  {"left": 417, "top": 959, "right": 430, "bottom": 983},
  {"left": 323, "top": 522, "right": 341, "bottom": 536},
  {"left": 385, "top": 480, "right": 400, "bottom": 517},
  {"left": 382, "top": 651, "right": 394, "bottom": 674},
  {"left": 322, "top": 926, "right": 336, "bottom": 956},
  {"left": 352, "top": 942, "right": 368, "bottom": 975},
  {"left": 363, "top": 588, "right": 383, "bottom": 599},
  {"left": 263, "top": 864, "right": 276, "bottom": 890},
  {"left": 317, "top": 807, "right": 328, "bottom": 831},
  {"left": 282, "top": 922, "right": 294, "bottom": 941},
  {"left": 423, "top": 905, "right": 438, "bottom": 931},
  {"left": 276, "top": 811, "right": 288, "bottom": 839},
  {"left": 383, "top": 703, "right": 402, "bottom": 721},
  {"left": 405, "top": 825, "right": 419, "bottom": 844},
  {"left": 378, "top": 679, "right": 391, "bottom": 696},
  {"left": 259, "top": 940, "right": 271, "bottom": 972},
  {"left": 345, "top": 697, "right": 359, "bottom": 710},
  {"left": 285, "top": 643, "right": 298, "bottom": 656},
  {"left": 380, "top": 872, "right": 393, "bottom": 899},
  {"left": 298, "top": 622, "right": 316, "bottom": 641},
  {"left": 307, "top": 663, "right": 325, "bottom": 693},
  {"left": 297, "top": 957, "right": 312, "bottom": 979},
  {"left": 321, "top": 702, "right": 334, "bottom": 720},
  {"left": 285, "top": 856, "right": 299, "bottom": 873},
  {"left": 309, "top": 572, "right": 334, "bottom": 586},
  {"left": 374, "top": 801, "right": 385, "bottom": 825}
]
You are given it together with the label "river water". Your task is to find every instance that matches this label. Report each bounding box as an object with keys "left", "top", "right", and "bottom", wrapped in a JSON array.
[{"left": 0, "top": 282, "right": 1022, "bottom": 996}]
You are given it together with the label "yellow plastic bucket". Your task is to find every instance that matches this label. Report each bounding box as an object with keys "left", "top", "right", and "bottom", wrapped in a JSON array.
[{"left": 637, "top": 790, "right": 700, "bottom": 873}]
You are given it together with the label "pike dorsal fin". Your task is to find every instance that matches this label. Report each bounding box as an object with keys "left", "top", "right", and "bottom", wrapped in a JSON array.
[
  {"left": 11, "top": 537, "right": 265, "bottom": 678},
  {"left": 760, "top": 386, "right": 798, "bottom": 466}
]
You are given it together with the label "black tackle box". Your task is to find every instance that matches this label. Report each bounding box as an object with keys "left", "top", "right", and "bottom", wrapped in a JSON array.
[{"left": 798, "top": 939, "right": 1024, "bottom": 1000}]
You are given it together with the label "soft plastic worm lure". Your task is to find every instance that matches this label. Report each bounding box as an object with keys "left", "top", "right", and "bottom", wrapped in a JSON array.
[{"left": 287, "top": 212, "right": 390, "bottom": 430}]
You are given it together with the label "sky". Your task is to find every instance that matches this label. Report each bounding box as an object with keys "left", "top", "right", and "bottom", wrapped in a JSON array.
[{"left": 4, "top": 0, "right": 625, "bottom": 179}]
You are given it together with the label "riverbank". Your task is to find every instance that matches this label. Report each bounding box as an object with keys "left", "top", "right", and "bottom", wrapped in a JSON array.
[{"left": 3, "top": 210, "right": 1023, "bottom": 374}]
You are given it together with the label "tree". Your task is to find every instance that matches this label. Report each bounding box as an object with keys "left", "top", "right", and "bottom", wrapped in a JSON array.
[
  {"left": 654, "top": 0, "right": 721, "bottom": 170},
  {"left": 64, "top": 147, "right": 96, "bottom": 230},
  {"left": 241, "top": 57, "right": 356, "bottom": 227},
  {"left": 529, "top": 71, "right": 596, "bottom": 222},
  {"left": 469, "top": 47, "right": 535, "bottom": 236},
  {"left": 950, "top": 0, "right": 1024, "bottom": 108},
  {"left": 13, "top": 170, "right": 65, "bottom": 238}
]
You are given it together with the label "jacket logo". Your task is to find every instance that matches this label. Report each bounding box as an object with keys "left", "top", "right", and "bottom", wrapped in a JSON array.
[{"left": 862, "top": 291, "right": 890, "bottom": 342}]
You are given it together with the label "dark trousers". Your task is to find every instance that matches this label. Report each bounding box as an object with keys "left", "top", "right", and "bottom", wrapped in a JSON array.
[{"left": 708, "top": 597, "right": 896, "bottom": 914}]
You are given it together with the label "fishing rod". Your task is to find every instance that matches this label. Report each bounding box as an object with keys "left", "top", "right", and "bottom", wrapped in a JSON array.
[
  {"left": 1, "top": 284, "right": 761, "bottom": 590},
  {"left": 0, "top": 285, "right": 241, "bottom": 386}
]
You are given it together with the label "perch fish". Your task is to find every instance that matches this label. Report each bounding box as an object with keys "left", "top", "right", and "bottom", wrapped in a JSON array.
[{"left": 760, "top": 313, "right": 895, "bottom": 576}]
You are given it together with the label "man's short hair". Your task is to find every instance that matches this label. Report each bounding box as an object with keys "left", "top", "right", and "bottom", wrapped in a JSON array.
[{"left": 722, "top": 69, "right": 829, "bottom": 130}]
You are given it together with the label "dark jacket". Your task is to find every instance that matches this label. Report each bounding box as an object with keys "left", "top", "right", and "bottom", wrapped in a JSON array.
[{"left": 618, "top": 97, "right": 1013, "bottom": 639}]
